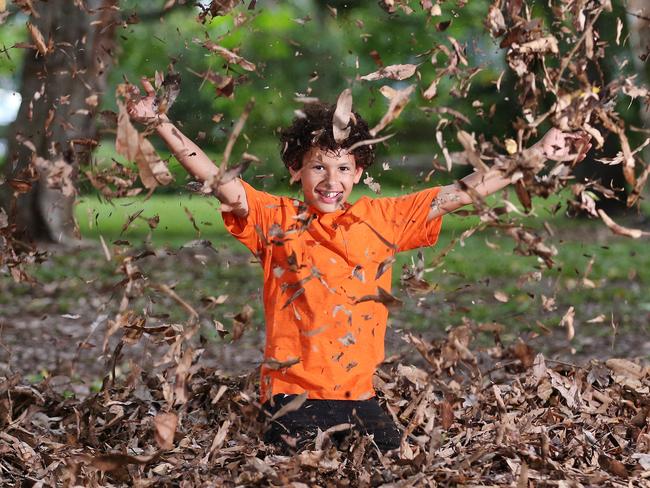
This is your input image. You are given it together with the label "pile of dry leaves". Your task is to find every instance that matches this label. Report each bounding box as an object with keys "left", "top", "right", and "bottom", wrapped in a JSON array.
[{"left": 1, "top": 325, "right": 648, "bottom": 486}]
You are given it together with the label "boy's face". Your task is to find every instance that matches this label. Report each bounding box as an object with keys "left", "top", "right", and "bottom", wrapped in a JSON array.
[{"left": 290, "top": 146, "right": 363, "bottom": 213}]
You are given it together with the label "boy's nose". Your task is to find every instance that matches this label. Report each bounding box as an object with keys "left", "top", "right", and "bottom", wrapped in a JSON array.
[{"left": 323, "top": 172, "right": 337, "bottom": 185}]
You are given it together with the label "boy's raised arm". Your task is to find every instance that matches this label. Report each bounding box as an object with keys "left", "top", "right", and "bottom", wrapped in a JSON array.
[
  {"left": 128, "top": 78, "right": 249, "bottom": 217},
  {"left": 427, "top": 129, "right": 591, "bottom": 221}
]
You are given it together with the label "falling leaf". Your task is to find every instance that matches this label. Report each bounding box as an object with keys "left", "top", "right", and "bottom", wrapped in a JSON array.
[
  {"left": 154, "top": 413, "right": 178, "bottom": 450},
  {"left": 518, "top": 36, "right": 559, "bottom": 54},
  {"left": 493, "top": 290, "right": 509, "bottom": 303},
  {"left": 359, "top": 64, "right": 418, "bottom": 81},
  {"left": 262, "top": 357, "right": 300, "bottom": 370},
  {"left": 356, "top": 287, "right": 403, "bottom": 310},
  {"left": 375, "top": 256, "right": 395, "bottom": 280},
  {"left": 154, "top": 71, "right": 181, "bottom": 114},
  {"left": 212, "top": 319, "right": 228, "bottom": 339},
  {"left": 115, "top": 102, "right": 172, "bottom": 189},
  {"left": 560, "top": 306, "right": 575, "bottom": 341},
  {"left": 332, "top": 88, "right": 353, "bottom": 143},
  {"left": 456, "top": 130, "right": 489, "bottom": 172},
  {"left": 363, "top": 173, "right": 381, "bottom": 193},
  {"left": 133, "top": 137, "right": 173, "bottom": 189},
  {"left": 504, "top": 138, "right": 518, "bottom": 154},
  {"left": 597, "top": 209, "right": 650, "bottom": 239},
  {"left": 27, "top": 22, "right": 49, "bottom": 56},
  {"left": 270, "top": 392, "right": 308, "bottom": 421},
  {"left": 370, "top": 85, "right": 415, "bottom": 136},
  {"left": 338, "top": 332, "right": 356, "bottom": 346},
  {"left": 203, "top": 40, "right": 256, "bottom": 71}
]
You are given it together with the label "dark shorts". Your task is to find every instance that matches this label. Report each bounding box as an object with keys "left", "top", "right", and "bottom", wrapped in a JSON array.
[{"left": 262, "top": 394, "right": 401, "bottom": 453}]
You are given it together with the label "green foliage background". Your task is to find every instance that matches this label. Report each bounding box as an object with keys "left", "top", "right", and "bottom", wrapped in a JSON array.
[{"left": 0, "top": 1, "right": 647, "bottom": 193}]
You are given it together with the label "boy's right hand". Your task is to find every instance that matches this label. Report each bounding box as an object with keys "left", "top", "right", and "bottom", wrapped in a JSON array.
[{"left": 127, "top": 78, "right": 167, "bottom": 124}]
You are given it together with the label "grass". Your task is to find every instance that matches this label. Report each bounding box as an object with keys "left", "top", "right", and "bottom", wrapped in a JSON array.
[
  {"left": 74, "top": 181, "right": 571, "bottom": 245},
  {"left": 0, "top": 184, "right": 634, "bottom": 363}
]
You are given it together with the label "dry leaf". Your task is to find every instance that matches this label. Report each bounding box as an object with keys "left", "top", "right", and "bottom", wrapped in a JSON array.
[
  {"left": 27, "top": 22, "right": 49, "bottom": 56},
  {"left": 370, "top": 85, "right": 415, "bottom": 136},
  {"left": 153, "top": 412, "right": 178, "bottom": 450},
  {"left": 333, "top": 88, "right": 353, "bottom": 143},
  {"left": 598, "top": 209, "right": 650, "bottom": 239},
  {"left": 270, "top": 392, "right": 308, "bottom": 421},
  {"left": 560, "top": 306, "right": 575, "bottom": 341},
  {"left": 493, "top": 290, "right": 509, "bottom": 303},
  {"left": 203, "top": 41, "right": 256, "bottom": 71},
  {"left": 359, "top": 64, "right": 417, "bottom": 81}
]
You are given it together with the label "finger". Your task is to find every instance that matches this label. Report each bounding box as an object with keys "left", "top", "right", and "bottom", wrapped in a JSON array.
[{"left": 141, "top": 77, "right": 155, "bottom": 97}]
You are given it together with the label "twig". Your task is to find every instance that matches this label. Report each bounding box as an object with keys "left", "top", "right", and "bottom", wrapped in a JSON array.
[
  {"left": 152, "top": 283, "right": 199, "bottom": 320},
  {"left": 222, "top": 99, "right": 255, "bottom": 168}
]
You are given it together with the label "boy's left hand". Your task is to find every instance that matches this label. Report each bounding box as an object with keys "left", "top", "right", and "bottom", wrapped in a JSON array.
[{"left": 531, "top": 128, "right": 592, "bottom": 163}]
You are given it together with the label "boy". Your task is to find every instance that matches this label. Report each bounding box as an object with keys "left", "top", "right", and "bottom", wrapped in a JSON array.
[{"left": 128, "top": 79, "right": 589, "bottom": 452}]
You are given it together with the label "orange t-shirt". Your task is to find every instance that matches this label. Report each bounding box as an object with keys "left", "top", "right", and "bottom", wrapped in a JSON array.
[{"left": 222, "top": 180, "right": 443, "bottom": 401}]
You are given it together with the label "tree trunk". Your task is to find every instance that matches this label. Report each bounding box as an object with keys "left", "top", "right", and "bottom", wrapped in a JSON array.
[
  {"left": 0, "top": 0, "right": 118, "bottom": 243},
  {"left": 628, "top": 0, "right": 650, "bottom": 139}
]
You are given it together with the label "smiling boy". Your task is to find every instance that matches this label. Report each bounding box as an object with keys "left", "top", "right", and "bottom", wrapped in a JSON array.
[{"left": 129, "top": 80, "right": 589, "bottom": 453}]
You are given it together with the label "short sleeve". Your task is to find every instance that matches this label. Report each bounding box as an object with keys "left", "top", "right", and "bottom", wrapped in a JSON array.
[
  {"left": 221, "top": 179, "right": 281, "bottom": 255},
  {"left": 369, "top": 187, "right": 443, "bottom": 252}
]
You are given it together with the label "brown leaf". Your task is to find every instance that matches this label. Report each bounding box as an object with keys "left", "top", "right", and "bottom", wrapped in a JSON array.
[
  {"left": 440, "top": 400, "right": 454, "bottom": 429},
  {"left": 205, "top": 418, "right": 231, "bottom": 460},
  {"left": 355, "top": 287, "right": 402, "bottom": 310},
  {"left": 370, "top": 85, "right": 415, "bottom": 136},
  {"left": 598, "top": 209, "right": 650, "bottom": 239},
  {"left": 115, "top": 102, "right": 140, "bottom": 161},
  {"left": 518, "top": 36, "right": 559, "bottom": 54},
  {"left": 135, "top": 137, "right": 173, "bottom": 189},
  {"left": 486, "top": 4, "right": 506, "bottom": 37},
  {"left": 26, "top": 22, "right": 49, "bottom": 56},
  {"left": 262, "top": 357, "right": 300, "bottom": 370},
  {"left": 87, "top": 453, "right": 158, "bottom": 472},
  {"left": 153, "top": 412, "right": 177, "bottom": 450},
  {"left": 359, "top": 64, "right": 417, "bottom": 81},
  {"left": 189, "top": 68, "right": 235, "bottom": 98},
  {"left": 456, "top": 130, "right": 489, "bottom": 172},
  {"left": 174, "top": 347, "right": 194, "bottom": 405},
  {"left": 203, "top": 41, "right": 256, "bottom": 71},
  {"left": 514, "top": 180, "right": 532, "bottom": 213},
  {"left": 115, "top": 102, "right": 172, "bottom": 189},
  {"left": 598, "top": 454, "right": 629, "bottom": 478},
  {"left": 270, "top": 392, "right": 308, "bottom": 421},
  {"left": 333, "top": 88, "right": 353, "bottom": 143},
  {"left": 375, "top": 256, "right": 396, "bottom": 280},
  {"left": 560, "top": 306, "right": 575, "bottom": 341}
]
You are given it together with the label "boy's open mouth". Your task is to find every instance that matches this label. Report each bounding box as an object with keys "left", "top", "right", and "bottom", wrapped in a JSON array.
[{"left": 315, "top": 189, "right": 343, "bottom": 204}]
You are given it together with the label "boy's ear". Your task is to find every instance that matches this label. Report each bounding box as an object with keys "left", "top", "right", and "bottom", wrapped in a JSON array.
[{"left": 353, "top": 165, "right": 363, "bottom": 184}]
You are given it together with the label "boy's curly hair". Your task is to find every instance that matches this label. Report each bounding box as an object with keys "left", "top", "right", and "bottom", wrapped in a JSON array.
[{"left": 279, "top": 102, "right": 375, "bottom": 171}]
